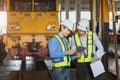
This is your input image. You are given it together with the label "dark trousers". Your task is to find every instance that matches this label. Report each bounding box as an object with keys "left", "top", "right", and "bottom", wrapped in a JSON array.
[{"left": 76, "top": 62, "right": 95, "bottom": 80}]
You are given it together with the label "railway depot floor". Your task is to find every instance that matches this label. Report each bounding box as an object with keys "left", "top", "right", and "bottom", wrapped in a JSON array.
[{"left": 0, "top": 44, "right": 120, "bottom": 80}]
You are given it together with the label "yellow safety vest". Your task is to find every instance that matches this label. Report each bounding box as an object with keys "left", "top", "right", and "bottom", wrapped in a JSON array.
[
  {"left": 52, "top": 35, "right": 71, "bottom": 67},
  {"left": 74, "top": 31, "right": 93, "bottom": 63}
]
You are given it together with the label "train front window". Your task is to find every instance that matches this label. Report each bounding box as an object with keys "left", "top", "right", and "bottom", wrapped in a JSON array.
[
  {"left": 34, "top": 0, "right": 56, "bottom": 12},
  {"left": 10, "top": 0, "right": 32, "bottom": 11}
]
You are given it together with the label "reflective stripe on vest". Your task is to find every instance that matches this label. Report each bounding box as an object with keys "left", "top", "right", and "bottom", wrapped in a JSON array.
[
  {"left": 52, "top": 35, "right": 71, "bottom": 67},
  {"left": 74, "top": 31, "right": 93, "bottom": 63}
]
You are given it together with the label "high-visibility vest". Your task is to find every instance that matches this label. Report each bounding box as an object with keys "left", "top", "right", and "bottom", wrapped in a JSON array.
[
  {"left": 74, "top": 31, "right": 93, "bottom": 63},
  {"left": 52, "top": 35, "right": 71, "bottom": 68}
]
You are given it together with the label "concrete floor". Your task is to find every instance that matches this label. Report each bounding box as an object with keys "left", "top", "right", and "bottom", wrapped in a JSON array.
[{"left": 0, "top": 55, "right": 53, "bottom": 80}]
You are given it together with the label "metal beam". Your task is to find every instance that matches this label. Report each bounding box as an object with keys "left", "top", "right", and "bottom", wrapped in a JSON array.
[
  {"left": 65, "top": 0, "right": 69, "bottom": 19},
  {"left": 111, "top": 0, "right": 119, "bottom": 79},
  {"left": 75, "top": 0, "right": 81, "bottom": 23},
  {"left": 92, "top": 0, "right": 97, "bottom": 32}
]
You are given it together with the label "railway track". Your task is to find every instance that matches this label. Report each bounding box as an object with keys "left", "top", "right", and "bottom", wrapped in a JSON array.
[{"left": 0, "top": 60, "right": 53, "bottom": 80}]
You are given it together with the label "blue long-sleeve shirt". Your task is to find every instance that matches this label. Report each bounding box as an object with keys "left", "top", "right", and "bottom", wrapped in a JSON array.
[{"left": 48, "top": 33, "right": 76, "bottom": 62}]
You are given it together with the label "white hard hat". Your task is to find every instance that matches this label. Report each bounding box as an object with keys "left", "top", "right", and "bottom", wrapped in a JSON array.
[
  {"left": 60, "top": 19, "right": 73, "bottom": 31},
  {"left": 77, "top": 18, "right": 89, "bottom": 31}
]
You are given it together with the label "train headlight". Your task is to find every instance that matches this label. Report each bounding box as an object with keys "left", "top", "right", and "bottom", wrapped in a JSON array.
[
  {"left": 10, "top": 25, "right": 15, "bottom": 30},
  {"left": 52, "top": 25, "right": 56, "bottom": 30},
  {"left": 16, "top": 25, "right": 20, "bottom": 30},
  {"left": 46, "top": 25, "right": 52, "bottom": 30}
]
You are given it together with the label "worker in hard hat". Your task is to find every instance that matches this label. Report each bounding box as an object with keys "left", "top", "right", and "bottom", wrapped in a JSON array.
[
  {"left": 71, "top": 18, "right": 104, "bottom": 80},
  {"left": 48, "top": 19, "right": 81, "bottom": 80},
  {"left": 0, "top": 35, "right": 7, "bottom": 66}
]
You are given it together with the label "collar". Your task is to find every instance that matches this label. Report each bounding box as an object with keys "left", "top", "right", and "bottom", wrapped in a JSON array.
[{"left": 58, "top": 33, "right": 66, "bottom": 40}]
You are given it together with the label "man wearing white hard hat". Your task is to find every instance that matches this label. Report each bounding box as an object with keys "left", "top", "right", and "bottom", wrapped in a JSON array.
[
  {"left": 71, "top": 18, "right": 104, "bottom": 80},
  {"left": 48, "top": 19, "right": 81, "bottom": 80}
]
